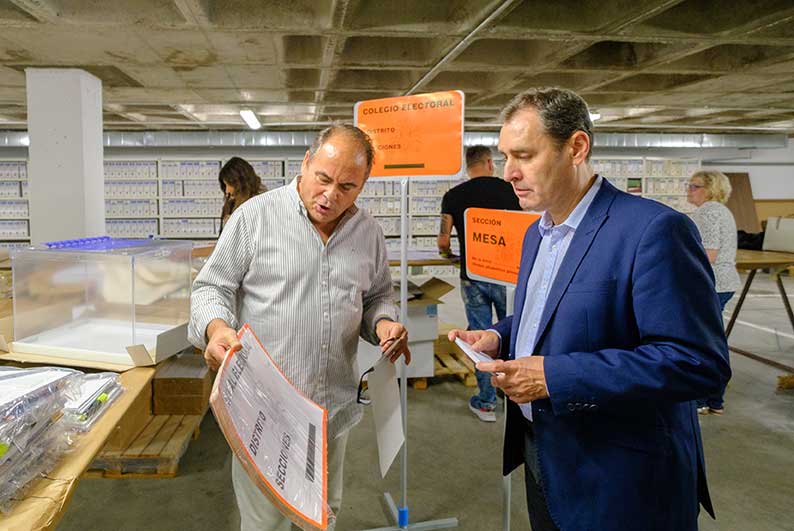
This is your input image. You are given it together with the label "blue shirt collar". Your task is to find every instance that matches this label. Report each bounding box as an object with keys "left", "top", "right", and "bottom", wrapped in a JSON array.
[{"left": 538, "top": 175, "right": 603, "bottom": 236}]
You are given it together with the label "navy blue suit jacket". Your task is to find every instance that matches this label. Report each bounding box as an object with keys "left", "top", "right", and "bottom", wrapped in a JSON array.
[{"left": 493, "top": 179, "right": 730, "bottom": 531}]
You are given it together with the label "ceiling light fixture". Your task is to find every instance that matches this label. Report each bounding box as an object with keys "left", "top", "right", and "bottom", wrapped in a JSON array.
[
  {"left": 239, "top": 109, "right": 261, "bottom": 130},
  {"left": 589, "top": 112, "right": 602, "bottom": 122}
]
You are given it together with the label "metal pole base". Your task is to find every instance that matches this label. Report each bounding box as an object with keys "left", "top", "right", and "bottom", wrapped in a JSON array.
[{"left": 358, "top": 492, "right": 458, "bottom": 531}]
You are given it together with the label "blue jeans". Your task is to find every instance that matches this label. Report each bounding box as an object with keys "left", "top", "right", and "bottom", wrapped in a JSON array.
[
  {"left": 461, "top": 279, "right": 507, "bottom": 409},
  {"left": 698, "top": 291, "right": 734, "bottom": 410}
]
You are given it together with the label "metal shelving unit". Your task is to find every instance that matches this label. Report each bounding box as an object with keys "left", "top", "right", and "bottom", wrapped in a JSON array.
[{"left": 0, "top": 160, "right": 30, "bottom": 248}]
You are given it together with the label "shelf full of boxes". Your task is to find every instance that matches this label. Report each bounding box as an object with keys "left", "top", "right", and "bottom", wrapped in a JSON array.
[
  {"left": 358, "top": 176, "right": 464, "bottom": 278},
  {"left": 0, "top": 160, "right": 30, "bottom": 248},
  {"left": 103, "top": 158, "right": 296, "bottom": 240},
  {"left": 590, "top": 157, "right": 700, "bottom": 213},
  {"left": 158, "top": 160, "right": 222, "bottom": 239},
  {"left": 642, "top": 158, "right": 700, "bottom": 214},
  {"left": 497, "top": 156, "right": 699, "bottom": 214},
  {"left": 103, "top": 160, "right": 160, "bottom": 238},
  {"left": 0, "top": 155, "right": 702, "bottom": 249}
]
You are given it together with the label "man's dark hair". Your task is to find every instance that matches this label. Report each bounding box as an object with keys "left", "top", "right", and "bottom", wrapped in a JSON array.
[
  {"left": 466, "top": 145, "right": 492, "bottom": 168},
  {"left": 500, "top": 87, "right": 593, "bottom": 160},
  {"left": 308, "top": 123, "right": 375, "bottom": 177}
]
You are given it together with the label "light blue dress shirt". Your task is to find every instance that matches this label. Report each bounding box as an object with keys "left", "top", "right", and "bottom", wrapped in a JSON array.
[{"left": 516, "top": 175, "right": 603, "bottom": 421}]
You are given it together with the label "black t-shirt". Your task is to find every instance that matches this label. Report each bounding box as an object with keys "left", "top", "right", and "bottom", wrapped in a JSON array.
[{"left": 441, "top": 176, "right": 521, "bottom": 280}]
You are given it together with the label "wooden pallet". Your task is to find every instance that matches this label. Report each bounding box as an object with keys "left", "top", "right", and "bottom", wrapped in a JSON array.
[
  {"left": 434, "top": 350, "right": 477, "bottom": 387},
  {"left": 86, "top": 413, "right": 204, "bottom": 478},
  {"left": 407, "top": 333, "right": 479, "bottom": 390}
]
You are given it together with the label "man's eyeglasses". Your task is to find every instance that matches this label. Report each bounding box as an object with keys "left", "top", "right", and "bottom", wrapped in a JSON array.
[
  {"left": 357, "top": 366, "right": 375, "bottom": 405},
  {"left": 687, "top": 183, "right": 705, "bottom": 191}
]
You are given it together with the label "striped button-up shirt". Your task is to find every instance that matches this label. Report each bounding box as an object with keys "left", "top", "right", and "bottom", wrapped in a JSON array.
[
  {"left": 515, "top": 175, "right": 602, "bottom": 421},
  {"left": 189, "top": 178, "right": 398, "bottom": 437}
]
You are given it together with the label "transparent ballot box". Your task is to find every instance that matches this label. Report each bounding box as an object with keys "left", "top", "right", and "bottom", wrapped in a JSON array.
[{"left": 8, "top": 237, "right": 192, "bottom": 369}]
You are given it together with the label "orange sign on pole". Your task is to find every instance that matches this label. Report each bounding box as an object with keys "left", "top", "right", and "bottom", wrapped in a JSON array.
[
  {"left": 354, "top": 91, "right": 464, "bottom": 177},
  {"left": 464, "top": 208, "right": 540, "bottom": 286}
]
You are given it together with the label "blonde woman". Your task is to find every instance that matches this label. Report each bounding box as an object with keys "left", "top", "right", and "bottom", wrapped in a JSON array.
[{"left": 687, "top": 170, "right": 740, "bottom": 415}]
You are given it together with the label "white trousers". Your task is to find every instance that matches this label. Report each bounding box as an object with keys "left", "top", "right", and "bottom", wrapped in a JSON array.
[{"left": 232, "top": 431, "right": 349, "bottom": 531}]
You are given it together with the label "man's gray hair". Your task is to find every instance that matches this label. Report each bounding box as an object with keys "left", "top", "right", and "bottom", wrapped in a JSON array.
[
  {"left": 500, "top": 87, "right": 594, "bottom": 160},
  {"left": 308, "top": 123, "right": 375, "bottom": 176}
]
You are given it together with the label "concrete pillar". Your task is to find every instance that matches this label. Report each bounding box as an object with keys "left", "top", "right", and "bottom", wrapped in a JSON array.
[{"left": 25, "top": 68, "right": 105, "bottom": 245}]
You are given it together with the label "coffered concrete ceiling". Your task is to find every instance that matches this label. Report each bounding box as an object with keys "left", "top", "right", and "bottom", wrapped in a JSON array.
[{"left": 0, "top": 0, "right": 793, "bottom": 132}]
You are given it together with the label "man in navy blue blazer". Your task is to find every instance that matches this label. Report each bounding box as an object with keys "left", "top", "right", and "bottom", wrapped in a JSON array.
[{"left": 449, "top": 87, "right": 730, "bottom": 531}]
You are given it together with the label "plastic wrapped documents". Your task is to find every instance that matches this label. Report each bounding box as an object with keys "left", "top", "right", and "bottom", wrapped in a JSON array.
[
  {"left": 64, "top": 372, "right": 123, "bottom": 431},
  {"left": 0, "top": 366, "right": 80, "bottom": 513},
  {"left": 211, "top": 324, "right": 330, "bottom": 531}
]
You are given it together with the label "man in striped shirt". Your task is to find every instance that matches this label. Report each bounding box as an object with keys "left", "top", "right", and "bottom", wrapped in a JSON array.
[{"left": 189, "top": 124, "right": 410, "bottom": 531}]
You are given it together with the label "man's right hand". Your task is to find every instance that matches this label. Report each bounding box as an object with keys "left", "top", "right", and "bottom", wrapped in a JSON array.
[
  {"left": 447, "top": 329, "right": 500, "bottom": 359},
  {"left": 204, "top": 319, "right": 241, "bottom": 371}
]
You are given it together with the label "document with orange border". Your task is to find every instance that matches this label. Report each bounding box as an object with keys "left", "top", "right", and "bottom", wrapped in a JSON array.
[{"left": 211, "top": 324, "right": 329, "bottom": 531}]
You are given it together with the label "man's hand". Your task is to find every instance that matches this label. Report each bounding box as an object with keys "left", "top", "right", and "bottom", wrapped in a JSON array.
[
  {"left": 478, "top": 356, "right": 549, "bottom": 404},
  {"left": 447, "top": 329, "right": 500, "bottom": 359},
  {"left": 376, "top": 319, "right": 411, "bottom": 364},
  {"left": 204, "top": 319, "right": 241, "bottom": 371}
]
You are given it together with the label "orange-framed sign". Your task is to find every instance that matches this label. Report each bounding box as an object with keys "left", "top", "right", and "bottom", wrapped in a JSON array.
[
  {"left": 354, "top": 90, "right": 464, "bottom": 177},
  {"left": 464, "top": 208, "right": 540, "bottom": 286}
]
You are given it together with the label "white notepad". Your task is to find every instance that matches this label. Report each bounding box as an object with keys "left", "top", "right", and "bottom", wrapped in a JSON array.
[{"left": 454, "top": 337, "right": 494, "bottom": 365}]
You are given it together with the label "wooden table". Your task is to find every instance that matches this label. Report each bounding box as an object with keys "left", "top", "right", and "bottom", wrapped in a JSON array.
[
  {"left": 0, "top": 366, "right": 155, "bottom": 531},
  {"left": 727, "top": 249, "right": 794, "bottom": 373},
  {"left": 388, "top": 258, "right": 458, "bottom": 267}
]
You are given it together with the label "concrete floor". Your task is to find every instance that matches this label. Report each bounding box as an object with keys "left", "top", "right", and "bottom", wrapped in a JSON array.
[{"left": 57, "top": 273, "right": 794, "bottom": 531}]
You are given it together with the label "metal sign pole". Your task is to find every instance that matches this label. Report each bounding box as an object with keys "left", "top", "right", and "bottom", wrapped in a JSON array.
[
  {"left": 362, "top": 178, "right": 458, "bottom": 531},
  {"left": 502, "top": 286, "right": 515, "bottom": 531}
]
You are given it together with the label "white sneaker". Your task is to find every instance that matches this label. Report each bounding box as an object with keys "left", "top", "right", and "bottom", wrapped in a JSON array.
[{"left": 469, "top": 403, "right": 496, "bottom": 422}]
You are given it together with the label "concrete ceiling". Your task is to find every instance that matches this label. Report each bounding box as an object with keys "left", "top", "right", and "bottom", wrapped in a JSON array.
[{"left": 1, "top": 0, "right": 794, "bottom": 132}]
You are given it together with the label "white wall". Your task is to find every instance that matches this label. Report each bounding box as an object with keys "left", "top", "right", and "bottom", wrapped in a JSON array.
[{"left": 702, "top": 143, "right": 794, "bottom": 199}]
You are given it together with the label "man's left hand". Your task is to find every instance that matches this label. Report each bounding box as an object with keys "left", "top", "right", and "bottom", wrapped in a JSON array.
[
  {"left": 376, "top": 319, "right": 411, "bottom": 364},
  {"left": 477, "top": 356, "right": 549, "bottom": 403}
]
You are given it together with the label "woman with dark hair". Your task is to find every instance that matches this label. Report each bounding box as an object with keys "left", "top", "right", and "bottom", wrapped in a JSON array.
[{"left": 218, "top": 157, "right": 266, "bottom": 233}]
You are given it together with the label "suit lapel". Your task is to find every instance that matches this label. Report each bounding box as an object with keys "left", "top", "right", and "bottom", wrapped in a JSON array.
[
  {"left": 510, "top": 222, "right": 541, "bottom": 358},
  {"left": 533, "top": 180, "right": 618, "bottom": 351}
]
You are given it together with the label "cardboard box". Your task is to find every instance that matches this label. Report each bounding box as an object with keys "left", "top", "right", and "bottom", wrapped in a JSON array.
[
  {"left": 356, "top": 277, "right": 454, "bottom": 379},
  {"left": 153, "top": 351, "right": 213, "bottom": 415},
  {"left": 398, "top": 277, "right": 454, "bottom": 342},
  {"left": 404, "top": 339, "right": 434, "bottom": 378},
  {"left": 104, "top": 375, "right": 153, "bottom": 451}
]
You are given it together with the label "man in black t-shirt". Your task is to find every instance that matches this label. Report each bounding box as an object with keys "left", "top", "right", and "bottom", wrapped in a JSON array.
[{"left": 439, "top": 145, "right": 521, "bottom": 422}]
